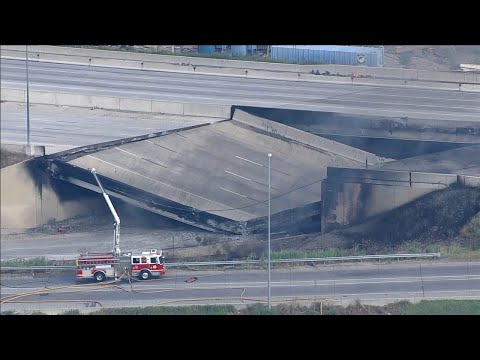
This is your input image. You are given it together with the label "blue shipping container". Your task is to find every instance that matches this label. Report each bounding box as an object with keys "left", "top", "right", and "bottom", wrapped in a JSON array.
[
  {"left": 231, "top": 45, "right": 247, "bottom": 56},
  {"left": 198, "top": 45, "right": 216, "bottom": 54},
  {"left": 271, "top": 45, "right": 384, "bottom": 67}
]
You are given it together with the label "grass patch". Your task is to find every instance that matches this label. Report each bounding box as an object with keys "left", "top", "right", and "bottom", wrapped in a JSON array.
[
  {"left": 263, "top": 247, "right": 367, "bottom": 261},
  {"left": 1, "top": 257, "right": 55, "bottom": 267},
  {"left": 405, "top": 300, "right": 480, "bottom": 315},
  {"left": 6, "top": 300, "right": 480, "bottom": 315},
  {"left": 91, "top": 305, "right": 236, "bottom": 315},
  {"left": 1, "top": 310, "right": 18, "bottom": 315},
  {"left": 460, "top": 212, "right": 480, "bottom": 250},
  {"left": 396, "top": 240, "right": 480, "bottom": 260},
  {"left": 61, "top": 310, "right": 82, "bottom": 315}
]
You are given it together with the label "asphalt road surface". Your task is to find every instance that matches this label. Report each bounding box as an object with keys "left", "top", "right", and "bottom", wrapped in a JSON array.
[
  {"left": 2, "top": 59, "right": 480, "bottom": 122},
  {"left": 1, "top": 261, "right": 479, "bottom": 312}
]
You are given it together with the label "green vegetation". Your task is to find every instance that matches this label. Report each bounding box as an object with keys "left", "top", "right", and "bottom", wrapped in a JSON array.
[
  {"left": 405, "top": 300, "right": 480, "bottom": 315},
  {"left": 445, "top": 46, "right": 459, "bottom": 70},
  {"left": 1, "top": 310, "right": 18, "bottom": 315},
  {"left": 1, "top": 257, "right": 55, "bottom": 267},
  {"left": 398, "top": 52, "right": 413, "bottom": 67},
  {"left": 4, "top": 300, "right": 479, "bottom": 315},
  {"left": 61, "top": 310, "right": 82, "bottom": 315},
  {"left": 396, "top": 240, "right": 480, "bottom": 260},
  {"left": 266, "top": 246, "right": 366, "bottom": 261},
  {"left": 90, "top": 304, "right": 235, "bottom": 315},
  {"left": 460, "top": 212, "right": 480, "bottom": 250}
]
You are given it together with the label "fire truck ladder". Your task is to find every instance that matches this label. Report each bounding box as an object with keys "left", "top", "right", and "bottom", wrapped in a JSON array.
[{"left": 90, "top": 168, "right": 121, "bottom": 257}]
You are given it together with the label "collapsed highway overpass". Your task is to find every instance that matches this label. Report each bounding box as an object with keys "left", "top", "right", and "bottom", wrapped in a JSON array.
[{"left": 32, "top": 109, "right": 388, "bottom": 234}]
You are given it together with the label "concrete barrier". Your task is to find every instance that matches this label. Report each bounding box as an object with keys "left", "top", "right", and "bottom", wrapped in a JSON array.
[
  {"left": 461, "top": 175, "right": 480, "bottom": 187},
  {"left": 3, "top": 45, "right": 478, "bottom": 85},
  {"left": 184, "top": 103, "right": 231, "bottom": 118},
  {"left": 30, "top": 91, "right": 56, "bottom": 105},
  {"left": 1, "top": 88, "right": 231, "bottom": 118},
  {"left": 1, "top": 88, "right": 25, "bottom": 102},
  {"left": 410, "top": 172, "right": 457, "bottom": 188},
  {"left": 119, "top": 98, "right": 152, "bottom": 112},
  {"left": 151, "top": 101, "right": 185, "bottom": 115}
]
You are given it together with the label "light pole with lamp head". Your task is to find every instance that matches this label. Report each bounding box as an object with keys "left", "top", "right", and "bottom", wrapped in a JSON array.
[
  {"left": 25, "top": 45, "right": 31, "bottom": 148},
  {"left": 267, "top": 152, "right": 272, "bottom": 309}
]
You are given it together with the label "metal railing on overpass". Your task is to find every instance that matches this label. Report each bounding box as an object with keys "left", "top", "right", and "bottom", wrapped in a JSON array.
[{"left": 0, "top": 253, "right": 441, "bottom": 271}]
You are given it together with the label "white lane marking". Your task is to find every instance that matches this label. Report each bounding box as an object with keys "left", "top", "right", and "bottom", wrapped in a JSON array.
[
  {"left": 116, "top": 274, "right": 480, "bottom": 290},
  {"left": 219, "top": 187, "right": 248, "bottom": 198},
  {"left": 224, "top": 170, "right": 251, "bottom": 181},
  {"left": 1, "top": 81, "right": 282, "bottom": 107},
  {"left": 3, "top": 74, "right": 480, "bottom": 111},
  {"left": 85, "top": 155, "right": 252, "bottom": 216},
  {"left": 1, "top": 62, "right": 361, "bottom": 95},
  {"left": 127, "top": 126, "right": 155, "bottom": 130},
  {"left": 235, "top": 155, "right": 264, "bottom": 167},
  {"left": 3, "top": 61, "right": 480, "bottom": 102},
  {"left": 2, "top": 81, "right": 479, "bottom": 118},
  {"left": 114, "top": 147, "right": 142, "bottom": 159}
]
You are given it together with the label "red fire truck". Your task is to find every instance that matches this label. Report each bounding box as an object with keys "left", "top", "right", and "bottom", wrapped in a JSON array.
[
  {"left": 75, "top": 168, "right": 166, "bottom": 282},
  {"left": 76, "top": 249, "right": 166, "bottom": 282}
]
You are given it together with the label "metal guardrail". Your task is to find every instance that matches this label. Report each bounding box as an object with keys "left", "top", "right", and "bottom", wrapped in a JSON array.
[
  {"left": 0, "top": 253, "right": 441, "bottom": 271},
  {"left": 168, "top": 253, "right": 441, "bottom": 267},
  {"left": 0, "top": 265, "right": 75, "bottom": 271}
]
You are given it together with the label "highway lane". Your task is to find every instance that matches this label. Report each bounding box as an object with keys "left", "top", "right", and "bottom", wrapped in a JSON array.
[
  {"left": 2, "top": 59, "right": 480, "bottom": 122},
  {"left": 1, "top": 261, "right": 479, "bottom": 312},
  {"left": 0, "top": 103, "right": 216, "bottom": 154}
]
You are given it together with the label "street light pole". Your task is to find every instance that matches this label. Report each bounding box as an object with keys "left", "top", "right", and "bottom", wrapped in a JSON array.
[
  {"left": 267, "top": 152, "right": 272, "bottom": 309},
  {"left": 25, "top": 45, "right": 30, "bottom": 147}
]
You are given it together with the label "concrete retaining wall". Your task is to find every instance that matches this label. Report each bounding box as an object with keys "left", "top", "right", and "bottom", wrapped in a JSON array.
[
  {"left": 2, "top": 45, "right": 478, "bottom": 86},
  {"left": 321, "top": 167, "right": 480, "bottom": 233},
  {"left": 1, "top": 88, "right": 231, "bottom": 118},
  {"left": 1, "top": 160, "right": 102, "bottom": 229}
]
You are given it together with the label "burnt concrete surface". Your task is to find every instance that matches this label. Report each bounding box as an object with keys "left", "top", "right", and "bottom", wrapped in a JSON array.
[
  {"left": 373, "top": 144, "right": 480, "bottom": 176},
  {"left": 44, "top": 112, "right": 386, "bottom": 234}
]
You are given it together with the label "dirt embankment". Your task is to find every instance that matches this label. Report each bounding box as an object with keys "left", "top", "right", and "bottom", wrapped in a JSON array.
[
  {"left": 383, "top": 45, "right": 480, "bottom": 71},
  {"left": 323, "top": 187, "right": 480, "bottom": 252}
]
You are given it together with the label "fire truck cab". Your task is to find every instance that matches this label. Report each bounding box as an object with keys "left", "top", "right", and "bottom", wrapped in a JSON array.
[{"left": 126, "top": 249, "right": 166, "bottom": 280}]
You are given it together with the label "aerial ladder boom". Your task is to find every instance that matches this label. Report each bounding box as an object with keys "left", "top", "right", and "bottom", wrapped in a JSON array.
[{"left": 90, "top": 168, "right": 121, "bottom": 256}]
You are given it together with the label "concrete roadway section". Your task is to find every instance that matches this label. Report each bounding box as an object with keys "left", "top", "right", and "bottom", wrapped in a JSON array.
[
  {"left": 45, "top": 112, "right": 385, "bottom": 233},
  {"left": 2, "top": 59, "right": 479, "bottom": 122},
  {"left": 0, "top": 103, "right": 218, "bottom": 154},
  {"left": 1, "top": 261, "right": 479, "bottom": 312}
]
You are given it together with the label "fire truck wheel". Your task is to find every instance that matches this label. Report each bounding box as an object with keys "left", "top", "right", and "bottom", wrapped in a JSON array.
[
  {"left": 94, "top": 271, "right": 106, "bottom": 282},
  {"left": 139, "top": 270, "right": 151, "bottom": 280}
]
